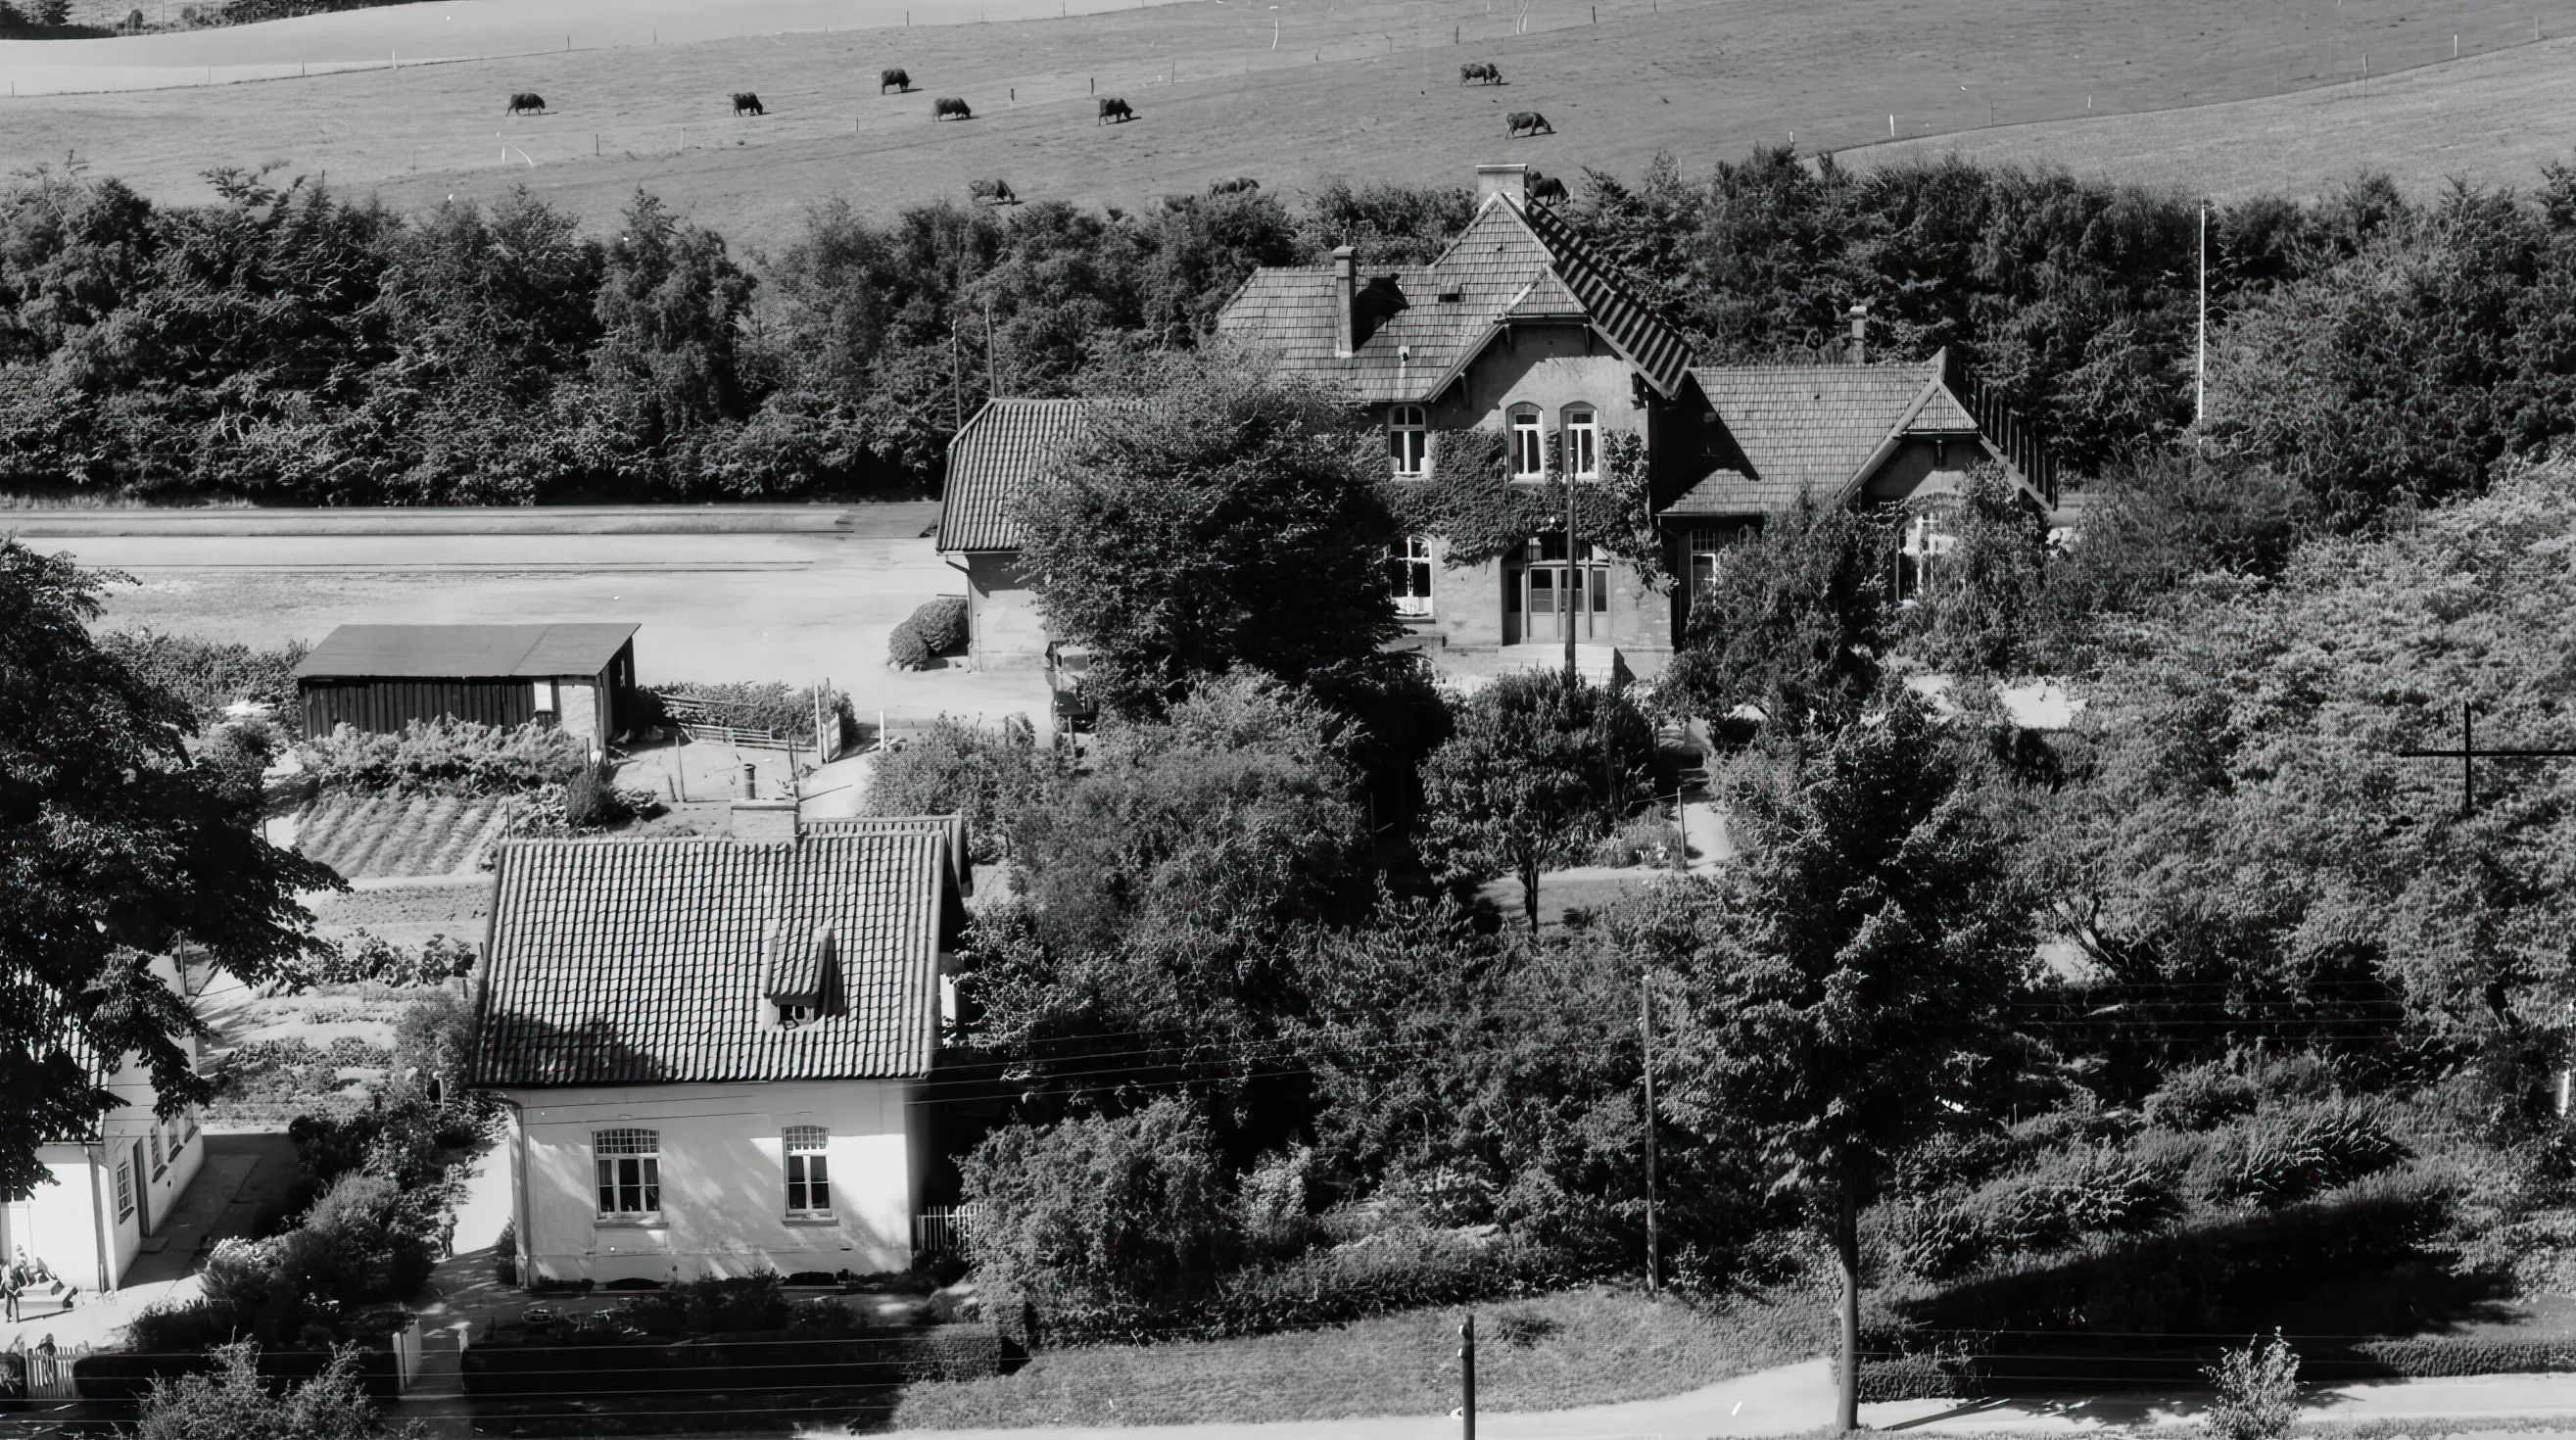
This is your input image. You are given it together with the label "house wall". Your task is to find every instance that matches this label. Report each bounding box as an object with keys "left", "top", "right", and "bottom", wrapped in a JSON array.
[
  {"left": 500, "top": 1078, "right": 923, "bottom": 1285},
  {"left": 963, "top": 552, "right": 1050, "bottom": 669},
  {"left": 1860, "top": 435, "right": 1984, "bottom": 507},
  {"left": 301, "top": 676, "right": 538, "bottom": 739},
  {"left": 5, "top": 1068, "right": 203, "bottom": 1293},
  {"left": 1395, "top": 325, "right": 1676, "bottom": 661}
]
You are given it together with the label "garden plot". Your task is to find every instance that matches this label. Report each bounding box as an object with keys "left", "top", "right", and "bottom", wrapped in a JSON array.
[{"left": 281, "top": 790, "right": 514, "bottom": 880}]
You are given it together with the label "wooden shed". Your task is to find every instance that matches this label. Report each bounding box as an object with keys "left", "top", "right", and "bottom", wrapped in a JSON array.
[{"left": 293, "top": 624, "right": 640, "bottom": 751}]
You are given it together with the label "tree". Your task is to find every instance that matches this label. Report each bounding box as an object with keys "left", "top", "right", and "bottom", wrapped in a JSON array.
[
  {"left": 1013, "top": 357, "right": 1402, "bottom": 716},
  {"left": 1417, "top": 671, "right": 1654, "bottom": 931},
  {"left": 1655, "top": 493, "right": 1891, "bottom": 733},
  {"left": 959, "top": 1097, "right": 1240, "bottom": 1314},
  {"left": 1618, "top": 696, "right": 2031, "bottom": 1430},
  {"left": 135, "top": 1342, "right": 406, "bottom": 1440},
  {"left": 1898, "top": 466, "right": 2053, "bottom": 677},
  {"left": 0, "top": 542, "right": 338, "bottom": 1203}
]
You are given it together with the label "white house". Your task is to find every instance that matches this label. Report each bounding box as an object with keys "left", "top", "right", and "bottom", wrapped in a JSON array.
[
  {"left": 3, "top": 958, "right": 208, "bottom": 1297},
  {"left": 471, "top": 802, "right": 969, "bottom": 1286}
]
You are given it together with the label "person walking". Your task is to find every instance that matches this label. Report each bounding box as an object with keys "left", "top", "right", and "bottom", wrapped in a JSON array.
[{"left": 3, "top": 1272, "right": 20, "bottom": 1324}]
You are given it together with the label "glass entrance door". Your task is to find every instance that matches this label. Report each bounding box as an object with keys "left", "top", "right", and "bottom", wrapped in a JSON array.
[{"left": 1521, "top": 562, "right": 1607, "bottom": 643}]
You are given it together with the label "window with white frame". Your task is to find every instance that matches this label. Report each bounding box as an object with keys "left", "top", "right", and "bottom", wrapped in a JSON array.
[
  {"left": 115, "top": 1160, "right": 135, "bottom": 1221},
  {"left": 1389, "top": 536, "right": 1434, "bottom": 617},
  {"left": 784, "top": 1126, "right": 832, "bottom": 1217},
  {"left": 1563, "top": 406, "right": 1599, "bottom": 479},
  {"left": 178, "top": 1107, "right": 198, "bottom": 1145},
  {"left": 1509, "top": 408, "right": 1544, "bottom": 478},
  {"left": 594, "top": 1128, "right": 662, "bottom": 1220},
  {"left": 149, "top": 1129, "right": 165, "bottom": 1178},
  {"left": 1688, "top": 529, "right": 1727, "bottom": 596},
  {"left": 1388, "top": 405, "right": 1429, "bottom": 477},
  {"left": 1896, "top": 511, "right": 1955, "bottom": 602}
]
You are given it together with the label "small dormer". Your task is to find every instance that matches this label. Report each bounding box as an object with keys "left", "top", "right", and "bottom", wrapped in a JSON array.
[{"left": 761, "top": 922, "right": 839, "bottom": 1030}]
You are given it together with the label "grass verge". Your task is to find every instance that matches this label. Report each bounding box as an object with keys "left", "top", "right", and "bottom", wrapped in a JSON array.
[{"left": 892, "top": 1284, "right": 1829, "bottom": 1429}]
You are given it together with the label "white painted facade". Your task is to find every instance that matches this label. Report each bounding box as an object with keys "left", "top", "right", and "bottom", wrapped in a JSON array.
[
  {"left": 3, "top": 1041, "right": 205, "bottom": 1296},
  {"left": 495, "top": 1077, "right": 926, "bottom": 1286}
]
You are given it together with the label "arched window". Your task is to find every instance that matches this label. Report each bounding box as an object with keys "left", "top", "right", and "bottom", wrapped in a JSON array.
[
  {"left": 1508, "top": 408, "right": 1544, "bottom": 478},
  {"left": 1562, "top": 405, "right": 1599, "bottom": 479},
  {"left": 784, "top": 1126, "right": 832, "bottom": 1217},
  {"left": 1388, "top": 405, "right": 1429, "bottom": 477}
]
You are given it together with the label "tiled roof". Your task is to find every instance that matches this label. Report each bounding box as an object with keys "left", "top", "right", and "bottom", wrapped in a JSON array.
[
  {"left": 295, "top": 624, "right": 637, "bottom": 681},
  {"left": 804, "top": 815, "right": 974, "bottom": 896},
  {"left": 1216, "top": 193, "right": 1693, "bottom": 404},
  {"left": 1660, "top": 359, "right": 1946, "bottom": 517},
  {"left": 935, "top": 399, "right": 1115, "bottom": 553},
  {"left": 472, "top": 828, "right": 961, "bottom": 1088}
]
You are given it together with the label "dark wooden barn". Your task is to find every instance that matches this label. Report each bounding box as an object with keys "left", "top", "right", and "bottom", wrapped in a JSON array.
[{"left": 293, "top": 624, "right": 640, "bottom": 750}]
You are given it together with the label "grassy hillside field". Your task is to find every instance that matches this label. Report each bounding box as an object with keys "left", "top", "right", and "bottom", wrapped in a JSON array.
[{"left": 6, "top": 0, "right": 2576, "bottom": 244}]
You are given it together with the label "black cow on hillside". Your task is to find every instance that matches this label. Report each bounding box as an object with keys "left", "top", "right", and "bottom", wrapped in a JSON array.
[
  {"left": 1458, "top": 61, "right": 1501, "bottom": 84},
  {"left": 1506, "top": 110, "right": 1552, "bottom": 136},
  {"left": 1208, "top": 176, "right": 1260, "bottom": 195},
  {"left": 505, "top": 91, "right": 547, "bottom": 115},
  {"left": 970, "top": 178, "right": 1018, "bottom": 205},
  {"left": 933, "top": 96, "right": 973, "bottom": 120},
  {"left": 881, "top": 67, "right": 909, "bottom": 93},
  {"left": 1097, "top": 96, "right": 1133, "bottom": 123},
  {"left": 733, "top": 91, "right": 765, "bottom": 116},
  {"left": 1527, "top": 171, "right": 1568, "bottom": 204}
]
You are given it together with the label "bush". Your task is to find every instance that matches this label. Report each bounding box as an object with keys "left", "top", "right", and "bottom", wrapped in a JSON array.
[
  {"left": 2185, "top": 1097, "right": 2406, "bottom": 1208},
  {"left": 888, "top": 596, "right": 971, "bottom": 670},
  {"left": 962, "top": 1099, "right": 1241, "bottom": 1314},
  {"left": 2351, "top": 1335, "right": 2576, "bottom": 1377},
  {"left": 1858, "top": 1353, "right": 1960, "bottom": 1402},
  {"left": 494, "top": 1221, "right": 517, "bottom": 1286},
  {"left": 1902, "top": 1145, "right": 2183, "bottom": 1279},
  {"left": 99, "top": 630, "right": 308, "bottom": 726},
  {"left": 132, "top": 1342, "right": 393, "bottom": 1440},
  {"left": 299, "top": 717, "right": 589, "bottom": 795},
  {"left": 2204, "top": 1330, "right": 2300, "bottom": 1440},
  {"left": 211, "top": 1036, "right": 390, "bottom": 1109},
  {"left": 862, "top": 714, "right": 1053, "bottom": 863},
  {"left": 651, "top": 681, "right": 850, "bottom": 744}
]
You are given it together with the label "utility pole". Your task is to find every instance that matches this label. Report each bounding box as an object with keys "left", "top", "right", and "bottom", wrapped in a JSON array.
[
  {"left": 2196, "top": 202, "right": 2209, "bottom": 429},
  {"left": 1642, "top": 969, "right": 1660, "bottom": 1292},
  {"left": 984, "top": 294, "right": 1002, "bottom": 400},
  {"left": 949, "top": 318, "right": 965, "bottom": 435},
  {"left": 1457, "top": 1314, "right": 1477, "bottom": 1440}
]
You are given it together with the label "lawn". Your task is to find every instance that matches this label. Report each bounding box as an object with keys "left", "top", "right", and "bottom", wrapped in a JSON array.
[
  {"left": 891, "top": 1285, "right": 1831, "bottom": 1429},
  {"left": 5, "top": 0, "right": 2572, "bottom": 246}
]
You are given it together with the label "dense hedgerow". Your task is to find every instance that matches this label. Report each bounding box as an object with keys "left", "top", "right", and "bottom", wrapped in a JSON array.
[{"left": 298, "top": 717, "right": 589, "bottom": 794}]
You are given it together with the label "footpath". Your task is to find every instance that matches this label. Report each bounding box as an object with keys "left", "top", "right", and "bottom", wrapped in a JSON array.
[{"left": 854, "top": 1360, "right": 2576, "bottom": 1440}]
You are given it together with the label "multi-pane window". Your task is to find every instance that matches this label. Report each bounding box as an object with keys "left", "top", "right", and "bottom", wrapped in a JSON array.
[
  {"left": 1688, "top": 530, "right": 1726, "bottom": 596},
  {"left": 1389, "top": 537, "right": 1434, "bottom": 617},
  {"left": 115, "top": 1161, "right": 135, "bottom": 1221},
  {"left": 1509, "top": 408, "right": 1544, "bottom": 478},
  {"left": 177, "top": 1107, "right": 198, "bottom": 1145},
  {"left": 784, "top": 1127, "right": 832, "bottom": 1217},
  {"left": 149, "top": 1129, "right": 165, "bottom": 1178},
  {"left": 594, "top": 1128, "right": 662, "bottom": 1219},
  {"left": 1896, "top": 511, "right": 1954, "bottom": 601},
  {"left": 1563, "top": 406, "right": 1599, "bottom": 478},
  {"left": 1388, "top": 405, "right": 1429, "bottom": 477}
]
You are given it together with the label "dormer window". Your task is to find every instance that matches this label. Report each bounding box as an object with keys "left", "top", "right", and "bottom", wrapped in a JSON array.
[
  {"left": 1509, "top": 408, "right": 1544, "bottom": 478},
  {"left": 763, "top": 924, "right": 838, "bottom": 1029},
  {"left": 1563, "top": 406, "right": 1599, "bottom": 479},
  {"left": 1389, "top": 405, "right": 1429, "bottom": 477}
]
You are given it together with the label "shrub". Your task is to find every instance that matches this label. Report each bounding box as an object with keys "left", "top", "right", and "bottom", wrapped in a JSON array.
[
  {"left": 2204, "top": 1330, "right": 2300, "bottom": 1440},
  {"left": 862, "top": 714, "right": 1053, "bottom": 863},
  {"left": 1858, "top": 1353, "right": 1960, "bottom": 1402},
  {"left": 962, "top": 1099, "right": 1241, "bottom": 1313},
  {"left": 888, "top": 597, "right": 971, "bottom": 670},
  {"left": 212, "top": 1037, "right": 389, "bottom": 1108},
  {"left": 135, "top": 1342, "right": 391, "bottom": 1440},
  {"left": 299, "top": 717, "right": 589, "bottom": 795},
  {"left": 494, "top": 1221, "right": 517, "bottom": 1286},
  {"left": 99, "top": 630, "right": 308, "bottom": 726},
  {"left": 1903, "top": 1146, "right": 2183, "bottom": 1279},
  {"left": 2146, "top": 1061, "right": 2262, "bottom": 1131},
  {"left": 652, "top": 681, "right": 850, "bottom": 744},
  {"left": 2185, "top": 1097, "right": 2406, "bottom": 1208},
  {"left": 278, "top": 1172, "right": 444, "bottom": 1305},
  {"left": 2352, "top": 1335, "right": 2576, "bottom": 1377}
]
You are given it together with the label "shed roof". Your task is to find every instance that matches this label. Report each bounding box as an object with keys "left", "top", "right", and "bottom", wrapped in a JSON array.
[
  {"left": 471, "top": 823, "right": 961, "bottom": 1088},
  {"left": 295, "top": 624, "right": 637, "bottom": 682},
  {"left": 935, "top": 399, "right": 1122, "bottom": 553},
  {"left": 1216, "top": 192, "right": 1693, "bottom": 404}
]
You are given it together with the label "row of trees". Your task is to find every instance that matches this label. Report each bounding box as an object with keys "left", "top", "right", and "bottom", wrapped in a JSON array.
[{"left": 12, "top": 151, "right": 2576, "bottom": 513}]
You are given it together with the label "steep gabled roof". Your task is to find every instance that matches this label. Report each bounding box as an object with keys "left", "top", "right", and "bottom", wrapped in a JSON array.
[
  {"left": 1662, "top": 352, "right": 2027, "bottom": 519},
  {"left": 935, "top": 399, "right": 1114, "bottom": 553},
  {"left": 472, "top": 825, "right": 962, "bottom": 1088},
  {"left": 1216, "top": 192, "right": 1693, "bottom": 404},
  {"left": 295, "top": 624, "right": 637, "bottom": 681}
]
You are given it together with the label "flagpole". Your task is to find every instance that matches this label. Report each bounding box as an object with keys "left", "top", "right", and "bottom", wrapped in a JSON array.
[{"left": 2196, "top": 203, "right": 2208, "bottom": 431}]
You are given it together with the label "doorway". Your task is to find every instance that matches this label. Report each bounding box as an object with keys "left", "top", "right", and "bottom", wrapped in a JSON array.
[{"left": 1514, "top": 537, "right": 1608, "bottom": 644}]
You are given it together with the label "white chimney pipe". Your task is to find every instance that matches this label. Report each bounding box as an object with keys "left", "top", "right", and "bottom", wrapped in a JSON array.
[{"left": 1332, "top": 246, "right": 1357, "bottom": 360}]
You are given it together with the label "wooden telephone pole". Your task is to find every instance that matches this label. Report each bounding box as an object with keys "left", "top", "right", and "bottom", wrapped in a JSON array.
[{"left": 1563, "top": 448, "right": 1580, "bottom": 685}]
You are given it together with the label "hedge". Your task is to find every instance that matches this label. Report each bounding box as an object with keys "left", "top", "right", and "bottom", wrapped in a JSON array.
[
  {"left": 461, "top": 1323, "right": 1002, "bottom": 1399},
  {"left": 1858, "top": 1354, "right": 1963, "bottom": 1402},
  {"left": 2352, "top": 1336, "right": 2576, "bottom": 1378},
  {"left": 75, "top": 1345, "right": 400, "bottom": 1402},
  {"left": 887, "top": 597, "right": 970, "bottom": 671}
]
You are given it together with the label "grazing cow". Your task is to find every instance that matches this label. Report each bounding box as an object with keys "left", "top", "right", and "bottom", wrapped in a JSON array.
[
  {"left": 1527, "top": 172, "right": 1568, "bottom": 204},
  {"left": 1506, "top": 110, "right": 1552, "bottom": 136},
  {"left": 1208, "top": 176, "right": 1261, "bottom": 195},
  {"left": 1458, "top": 61, "right": 1501, "bottom": 84},
  {"left": 505, "top": 91, "right": 547, "bottom": 115},
  {"left": 881, "top": 67, "right": 909, "bottom": 93},
  {"left": 732, "top": 91, "right": 764, "bottom": 116},
  {"left": 1097, "top": 96, "right": 1133, "bottom": 123},
  {"left": 933, "top": 96, "right": 973, "bottom": 120},
  {"left": 970, "top": 178, "right": 1017, "bottom": 206}
]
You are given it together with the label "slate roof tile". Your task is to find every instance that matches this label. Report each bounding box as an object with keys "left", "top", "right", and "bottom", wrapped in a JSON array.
[{"left": 472, "top": 825, "right": 959, "bottom": 1087}]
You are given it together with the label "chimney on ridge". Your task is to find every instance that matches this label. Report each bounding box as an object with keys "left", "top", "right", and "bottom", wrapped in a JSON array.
[
  {"left": 732, "top": 797, "right": 799, "bottom": 842},
  {"left": 1476, "top": 163, "right": 1529, "bottom": 206},
  {"left": 1332, "top": 246, "right": 1358, "bottom": 360},
  {"left": 1847, "top": 303, "right": 1870, "bottom": 364}
]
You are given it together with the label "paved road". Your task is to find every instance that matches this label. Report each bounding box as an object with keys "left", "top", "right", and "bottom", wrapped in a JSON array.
[{"left": 21, "top": 505, "right": 1054, "bottom": 725}]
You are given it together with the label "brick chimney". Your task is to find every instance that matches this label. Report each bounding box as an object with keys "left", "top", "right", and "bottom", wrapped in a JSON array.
[
  {"left": 731, "top": 797, "right": 799, "bottom": 841},
  {"left": 1332, "top": 246, "right": 1357, "bottom": 359},
  {"left": 1477, "top": 163, "right": 1529, "bottom": 206}
]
